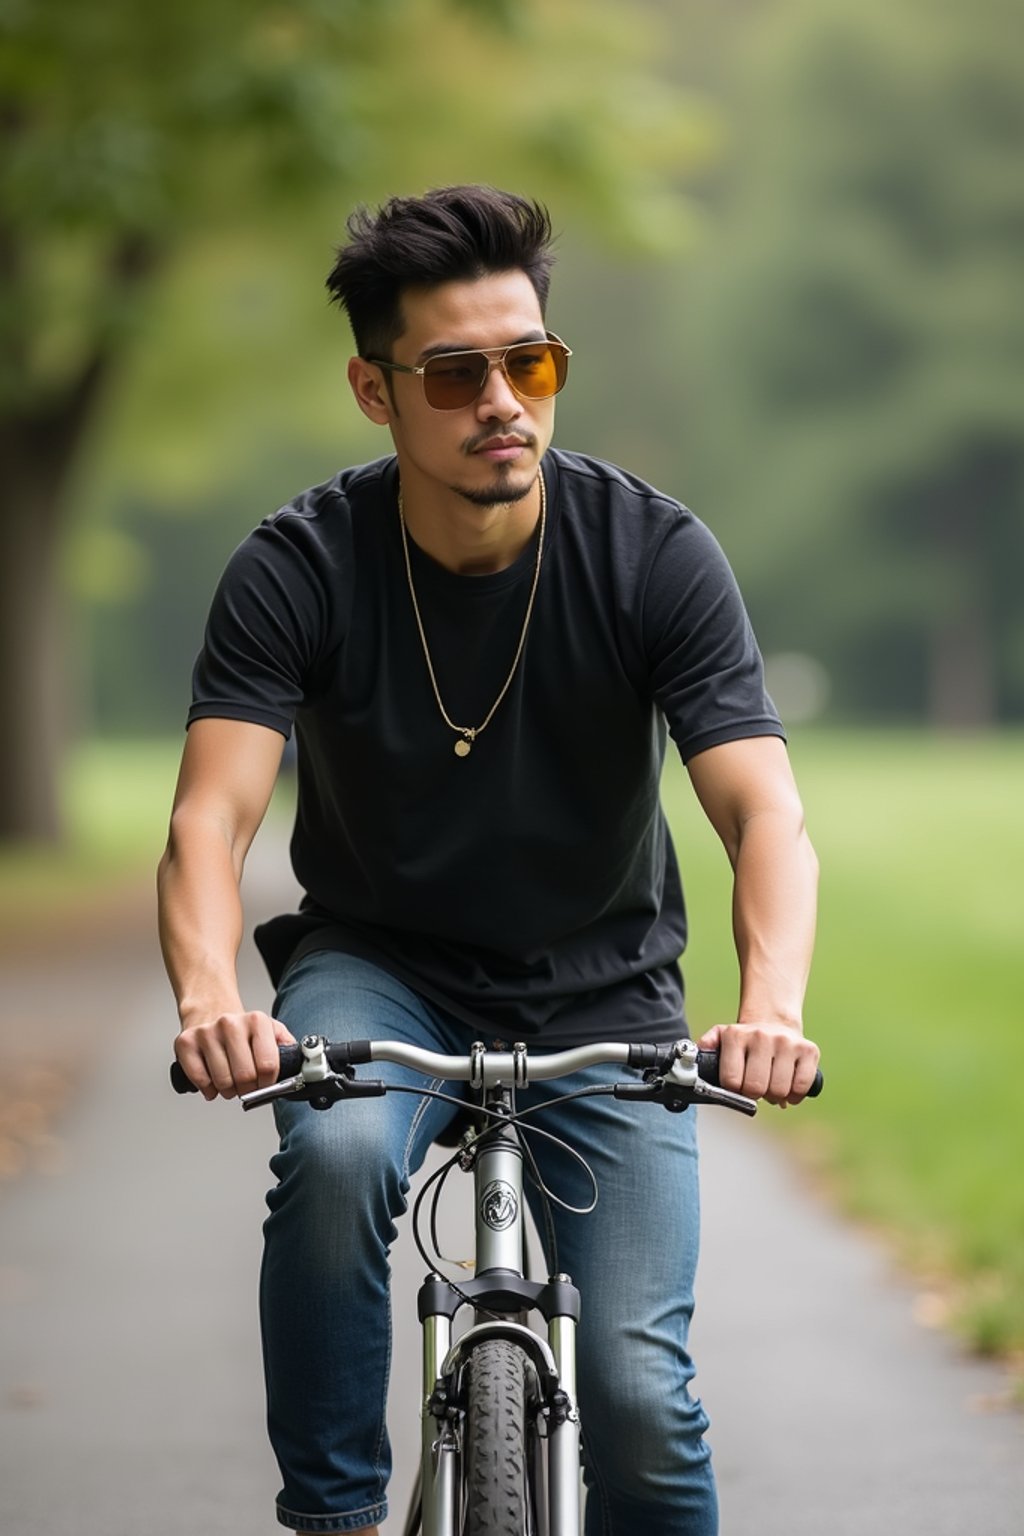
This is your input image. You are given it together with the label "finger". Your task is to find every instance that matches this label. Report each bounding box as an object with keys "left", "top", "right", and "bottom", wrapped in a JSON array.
[
  {"left": 252, "top": 1014, "right": 287, "bottom": 1089},
  {"left": 174, "top": 1037, "right": 215, "bottom": 1101},
  {"left": 728, "top": 1025, "right": 784, "bottom": 1100},
  {"left": 203, "top": 1032, "right": 240, "bottom": 1100},
  {"left": 221, "top": 1013, "right": 274, "bottom": 1096},
  {"left": 695, "top": 1023, "right": 722, "bottom": 1052},
  {"left": 765, "top": 1040, "right": 801, "bottom": 1105},
  {"left": 719, "top": 1026, "right": 771, "bottom": 1097},
  {"left": 787, "top": 1042, "right": 822, "bottom": 1104},
  {"left": 740, "top": 1039, "right": 773, "bottom": 1100}
]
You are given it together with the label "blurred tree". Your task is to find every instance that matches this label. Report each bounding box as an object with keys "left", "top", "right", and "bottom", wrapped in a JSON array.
[
  {"left": 0, "top": 0, "right": 706, "bottom": 842},
  {"left": 678, "top": 0, "right": 1024, "bottom": 725}
]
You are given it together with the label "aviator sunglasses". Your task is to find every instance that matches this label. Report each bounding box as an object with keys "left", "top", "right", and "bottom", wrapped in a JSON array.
[{"left": 366, "top": 333, "right": 572, "bottom": 411}]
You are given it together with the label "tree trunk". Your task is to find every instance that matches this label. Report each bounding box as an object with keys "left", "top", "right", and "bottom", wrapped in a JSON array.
[
  {"left": 0, "top": 359, "right": 111, "bottom": 844},
  {"left": 927, "top": 605, "right": 997, "bottom": 731},
  {"left": 925, "top": 454, "right": 1001, "bottom": 732},
  {"left": 0, "top": 457, "right": 67, "bottom": 842},
  {"left": 0, "top": 231, "right": 159, "bottom": 844}
]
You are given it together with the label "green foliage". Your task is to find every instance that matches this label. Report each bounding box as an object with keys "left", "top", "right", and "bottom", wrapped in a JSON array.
[
  {"left": 0, "top": 0, "right": 712, "bottom": 839},
  {"left": 1, "top": 0, "right": 704, "bottom": 410},
  {"left": 662, "top": 729, "right": 1024, "bottom": 1360},
  {"left": 15, "top": 0, "right": 716, "bottom": 737},
  {"left": 676, "top": 0, "right": 1024, "bottom": 724}
]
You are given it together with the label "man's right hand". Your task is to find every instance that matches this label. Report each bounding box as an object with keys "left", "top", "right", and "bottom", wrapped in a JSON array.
[{"left": 174, "top": 1010, "right": 297, "bottom": 1101}]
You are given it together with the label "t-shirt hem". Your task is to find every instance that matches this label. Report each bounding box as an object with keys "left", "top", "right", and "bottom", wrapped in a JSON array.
[
  {"left": 676, "top": 718, "right": 786, "bottom": 765},
  {"left": 255, "top": 914, "right": 689, "bottom": 1048},
  {"left": 187, "top": 703, "right": 293, "bottom": 738}
]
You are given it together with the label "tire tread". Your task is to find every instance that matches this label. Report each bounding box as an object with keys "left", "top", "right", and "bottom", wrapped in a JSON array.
[{"left": 463, "top": 1339, "right": 532, "bottom": 1536}]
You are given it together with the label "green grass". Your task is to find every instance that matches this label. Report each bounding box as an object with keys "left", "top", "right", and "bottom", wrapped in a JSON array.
[
  {"left": 0, "top": 739, "right": 183, "bottom": 933},
  {"left": 0, "top": 738, "right": 300, "bottom": 938},
  {"left": 662, "top": 729, "right": 1024, "bottom": 1365},
  {"left": 3, "top": 730, "right": 1022, "bottom": 1366}
]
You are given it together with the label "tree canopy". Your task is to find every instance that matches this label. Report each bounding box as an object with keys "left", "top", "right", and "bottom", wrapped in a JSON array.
[
  {"left": 677, "top": 0, "right": 1024, "bottom": 724},
  {"left": 0, "top": 0, "right": 706, "bottom": 840}
]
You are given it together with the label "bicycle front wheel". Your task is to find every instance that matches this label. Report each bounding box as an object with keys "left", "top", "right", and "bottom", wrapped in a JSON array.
[{"left": 462, "top": 1338, "right": 537, "bottom": 1536}]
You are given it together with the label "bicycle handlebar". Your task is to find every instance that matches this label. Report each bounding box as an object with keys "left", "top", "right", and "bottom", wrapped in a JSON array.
[{"left": 170, "top": 1036, "right": 823, "bottom": 1113}]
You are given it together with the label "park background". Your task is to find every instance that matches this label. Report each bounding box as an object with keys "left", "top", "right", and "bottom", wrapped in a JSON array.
[{"left": 1, "top": 0, "right": 1021, "bottom": 1388}]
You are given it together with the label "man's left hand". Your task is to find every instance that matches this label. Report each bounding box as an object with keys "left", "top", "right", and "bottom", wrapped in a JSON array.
[{"left": 696, "top": 1021, "right": 820, "bottom": 1106}]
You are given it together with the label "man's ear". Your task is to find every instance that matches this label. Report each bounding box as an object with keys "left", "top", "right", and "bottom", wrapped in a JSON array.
[{"left": 347, "top": 357, "right": 393, "bottom": 425}]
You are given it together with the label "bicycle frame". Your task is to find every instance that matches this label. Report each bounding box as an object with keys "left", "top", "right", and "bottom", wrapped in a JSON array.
[
  {"left": 216, "top": 1033, "right": 787, "bottom": 1536},
  {"left": 415, "top": 1082, "right": 581, "bottom": 1536}
]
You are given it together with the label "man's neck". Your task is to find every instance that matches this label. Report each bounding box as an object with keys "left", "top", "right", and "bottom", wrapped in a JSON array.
[{"left": 398, "top": 476, "right": 542, "bottom": 575}]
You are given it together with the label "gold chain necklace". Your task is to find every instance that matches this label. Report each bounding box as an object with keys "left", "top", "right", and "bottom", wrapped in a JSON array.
[{"left": 397, "top": 472, "right": 547, "bottom": 758}]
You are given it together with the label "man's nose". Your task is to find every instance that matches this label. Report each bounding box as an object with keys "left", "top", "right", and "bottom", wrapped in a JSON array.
[{"left": 476, "top": 359, "right": 523, "bottom": 420}]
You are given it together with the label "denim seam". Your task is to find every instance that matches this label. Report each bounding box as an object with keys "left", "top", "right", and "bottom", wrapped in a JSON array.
[
  {"left": 276, "top": 1496, "right": 387, "bottom": 1532},
  {"left": 372, "top": 1275, "right": 392, "bottom": 1494},
  {"left": 403, "top": 1078, "right": 442, "bottom": 1184},
  {"left": 366, "top": 1079, "right": 441, "bottom": 1495}
]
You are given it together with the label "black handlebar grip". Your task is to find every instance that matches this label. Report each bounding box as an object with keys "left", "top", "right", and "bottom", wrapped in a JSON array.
[
  {"left": 698, "top": 1048, "right": 823, "bottom": 1098},
  {"left": 170, "top": 1045, "right": 306, "bottom": 1094},
  {"left": 169, "top": 1038, "right": 377, "bottom": 1095},
  {"left": 170, "top": 1061, "right": 198, "bottom": 1094}
]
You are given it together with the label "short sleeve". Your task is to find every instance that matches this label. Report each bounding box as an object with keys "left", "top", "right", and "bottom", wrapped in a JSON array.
[
  {"left": 641, "top": 511, "right": 783, "bottom": 761},
  {"left": 188, "top": 508, "right": 340, "bottom": 738}
]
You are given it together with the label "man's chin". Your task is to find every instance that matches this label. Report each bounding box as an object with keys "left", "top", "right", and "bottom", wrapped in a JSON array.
[{"left": 453, "top": 469, "right": 535, "bottom": 510}]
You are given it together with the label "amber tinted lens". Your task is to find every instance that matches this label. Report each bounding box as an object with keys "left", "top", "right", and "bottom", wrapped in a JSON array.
[
  {"left": 505, "top": 341, "right": 568, "bottom": 399},
  {"left": 421, "top": 352, "right": 489, "bottom": 409},
  {"left": 420, "top": 342, "right": 569, "bottom": 409}
]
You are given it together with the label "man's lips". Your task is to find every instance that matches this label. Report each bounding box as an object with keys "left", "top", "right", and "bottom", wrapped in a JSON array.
[{"left": 472, "top": 435, "right": 530, "bottom": 460}]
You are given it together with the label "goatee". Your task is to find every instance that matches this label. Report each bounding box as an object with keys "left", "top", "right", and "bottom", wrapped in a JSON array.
[{"left": 455, "top": 480, "right": 534, "bottom": 509}]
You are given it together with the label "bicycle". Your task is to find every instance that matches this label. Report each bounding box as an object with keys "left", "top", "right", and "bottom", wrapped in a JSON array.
[{"left": 172, "top": 1034, "right": 821, "bottom": 1535}]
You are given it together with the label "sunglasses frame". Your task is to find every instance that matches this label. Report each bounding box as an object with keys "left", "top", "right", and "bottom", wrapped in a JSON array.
[{"left": 366, "top": 332, "right": 572, "bottom": 411}]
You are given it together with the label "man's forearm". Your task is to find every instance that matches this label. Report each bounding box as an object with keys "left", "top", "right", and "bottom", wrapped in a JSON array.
[
  {"left": 731, "top": 807, "right": 819, "bottom": 1029},
  {"left": 157, "top": 814, "right": 247, "bottom": 1028},
  {"left": 159, "top": 719, "right": 288, "bottom": 1098}
]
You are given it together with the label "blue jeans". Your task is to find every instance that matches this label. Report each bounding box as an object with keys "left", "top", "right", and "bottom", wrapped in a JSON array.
[{"left": 261, "top": 950, "right": 718, "bottom": 1534}]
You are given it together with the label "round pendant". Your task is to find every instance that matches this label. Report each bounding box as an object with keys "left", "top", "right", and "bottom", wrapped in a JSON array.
[{"left": 454, "top": 739, "right": 472, "bottom": 758}]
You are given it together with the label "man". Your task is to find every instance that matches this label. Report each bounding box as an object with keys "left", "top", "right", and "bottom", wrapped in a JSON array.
[{"left": 159, "top": 185, "right": 819, "bottom": 1535}]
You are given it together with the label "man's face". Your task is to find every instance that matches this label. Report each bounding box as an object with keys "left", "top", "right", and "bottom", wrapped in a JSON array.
[{"left": 361, "top": 269, "right": 558, "bottom": 509}]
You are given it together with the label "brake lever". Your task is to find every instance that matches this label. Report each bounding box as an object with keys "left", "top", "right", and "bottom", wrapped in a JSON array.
[
  {"left": 613, "top": 1039, "right": 758, "bottom": 1116},
  {"left": 240, "top": 1073, "right": 307, "bottom": 1111},
  {"left": 668, "top": 1040, "right": 758, "bottom": 1115},
  {"left": 690, "top": 1079, "right": 758, "bottom": 1116},
  {"left": 241, "top": 1071, "right": 380, "bottom": 1112},
  {"left": 240, "top": 1034, "right": 389, "bottom": 1112},
  {"left": 241, "top": 1034, "right": 355, "bottom": 1113}
]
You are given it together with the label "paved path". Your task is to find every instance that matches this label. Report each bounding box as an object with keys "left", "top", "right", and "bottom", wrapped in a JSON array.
[{"left": 1, "top": 846, "right": 1021, "bottom": 1533}]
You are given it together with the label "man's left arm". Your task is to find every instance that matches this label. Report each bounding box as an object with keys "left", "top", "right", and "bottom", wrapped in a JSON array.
[{"left": 686, "top": 735, "right": 820, "bottom": 1105}]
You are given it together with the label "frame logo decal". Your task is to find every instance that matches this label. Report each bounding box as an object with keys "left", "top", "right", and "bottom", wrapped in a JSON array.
[{"left": 480, "top": 1180, "right": 518, "bottom": 1231}]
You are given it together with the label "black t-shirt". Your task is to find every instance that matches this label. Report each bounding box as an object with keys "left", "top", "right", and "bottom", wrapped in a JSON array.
[{"left": 189, "top": 449, "right": 783, "bottom": 1044}]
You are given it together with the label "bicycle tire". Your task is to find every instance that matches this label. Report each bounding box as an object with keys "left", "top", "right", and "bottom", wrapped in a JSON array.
[{"left": 462, "top": 1339, "right": 537, "bottom": 1536}]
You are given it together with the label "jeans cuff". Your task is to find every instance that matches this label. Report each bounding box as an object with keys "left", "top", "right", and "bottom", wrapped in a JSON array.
[{"left": 276, "top": 1500, "right": 387, "bottom": 1532}]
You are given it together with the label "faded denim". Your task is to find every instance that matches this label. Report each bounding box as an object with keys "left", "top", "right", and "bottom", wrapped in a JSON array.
[{"left": 261, "top": 949, "right": 717, "bottom": 1534}]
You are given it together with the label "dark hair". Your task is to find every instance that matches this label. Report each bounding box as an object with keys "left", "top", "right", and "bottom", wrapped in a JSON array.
[{"left": 326, "top": 185, "right": 556, "bottom": 358}]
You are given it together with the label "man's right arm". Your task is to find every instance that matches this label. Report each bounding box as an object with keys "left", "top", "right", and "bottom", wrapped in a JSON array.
[{"left": 158, "top": 717, "right": 295, "bottom": 1101}]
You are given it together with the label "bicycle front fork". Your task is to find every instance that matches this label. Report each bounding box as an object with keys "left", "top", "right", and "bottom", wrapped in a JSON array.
[
  {"left": 418, "top": 1283, "right": 582, "bottom": 1536},
  {"left": 416, "top": 1121, "right": 582, "bottom": 1534}
]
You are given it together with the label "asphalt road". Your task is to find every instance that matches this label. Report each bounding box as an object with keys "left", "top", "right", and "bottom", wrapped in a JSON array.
[{"left": 2, "top": 844, "right": 1021, "bottom": 1533}]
